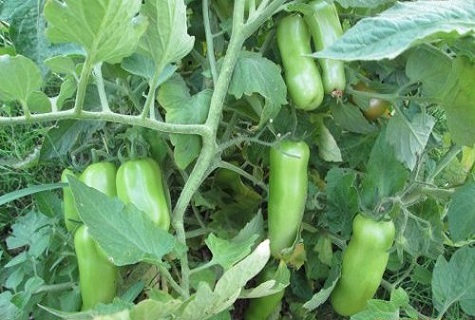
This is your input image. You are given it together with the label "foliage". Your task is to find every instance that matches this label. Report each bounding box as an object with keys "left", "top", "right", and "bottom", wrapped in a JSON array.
[{"left": 1, "top": 0, "right": 475, "bottom": 319}]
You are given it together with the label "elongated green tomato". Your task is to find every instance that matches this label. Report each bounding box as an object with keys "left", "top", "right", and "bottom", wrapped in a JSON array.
[
  {"left": 80, "top": 162, "right": 118, "bottom": 197},
  {"left": 116, "top": 158, "right": 170, "bottom": 230},
  {"left": 76, "top": 162, "right": 118, "bottom": 310},
  {"left": 331, "top": 214, "right": 396, "bottom": 316},
  {"left": 74, "top": 225, "right": 118, "bottom": 310},
  {"left": 244, "top": 261, "right": 288, "bottom": 320},
  {"left": 277, "top": 14, "right": 324, "bottom": 111},
  {"left": 62, "top": 168, "right": 79, "bottom": 232},
  {"left": 304, "top": 0, "right": 346, "bottom": 94},
  {"left": 268, "top": 140, "right": 309, "bottom": 258}
]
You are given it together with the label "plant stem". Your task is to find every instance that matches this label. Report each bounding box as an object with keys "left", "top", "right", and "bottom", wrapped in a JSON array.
[
  {"left": 171, "top": 1, "right": 248, "bottom": 296},
  {"left": 34, "top": 282, "right": 76, "bottom": 294},
  {"left": 203, "top": 0, "right": 219, "bottom": 84},
  {"left": 74, "top": 56, "right": 94, "bottom": 114},
  {"left": 426, "top": 143, "right": 462, "bottom": 184},
  {"left": 217, "top": 160, "right": 268, "bottom": 192},
  {"left": 0, "top": 110, "right": 206, "bottom": 135},
  {"left": 93, "top": 62, "right": 111, "bottom": 112},
  {"left": 141, "top": 65, "right": 164, "bottom": 119}
]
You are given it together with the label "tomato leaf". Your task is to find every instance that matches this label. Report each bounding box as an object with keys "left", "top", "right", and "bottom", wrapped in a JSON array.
[
  {"left": 205, "top": 212, "right": 263, "bottom": 270},
  {"left": 228, "top": 52, "right": 287, "bottom": 128},
  {"left": 360, "top": 128, "right": 409, "bottom": 212},
  {"left": 314, "top": 116, "right": 343, "bottom": 163},
  {"left": 405, "top": 45, "right": 452, "bottom": 100},
  {"left": 323, "top": 168, "right": 359, "bottom": 237},
  {"left": 0, "top": 55, "right": 42, "bottom": 102},
  {"left": 44, "top": 0, "right": 148, "bottom": 64},
  {"left": 68, "top": 176, "right": 176, "bottom": 266},
  {"left": 335, "top": 0, "right": 393, "bottom": 8},
  {"left": 314, "top": 0, "right": 475, "bottom": 61},
  {"left": 386, "top": 108, "right": 435, "bottom": 170},
  {"left": 138, "top": 0, "right": 194, "bottom": 69},
  {"left": 181, "top": 240, "right": 271, "bottom": 319},
  {"left": 398, "top": 200, "right": 444, "bottom": 260},
  {"left": 440, "top": 57, "right": 475, "bottom": 146},
  {"left": 303, "top": 259, "right": 340, "bottom": 311},
  {"left": 432, "top": 246, "right": 475, "bottom": 316},
  {"left": 446, "top": 182, "right": 475, "bottom": 242},
  {"left": 205, "top": 233, "right": 258, "bottom": 271},
  {"left": 0, "top": 292, "right": 21, "bottom": 320},
  {"left": 157, "top": 74, "right": 211, "bottom": 169},
  {"left": 330, "top": 102, "right": 377, "bottom": 134}
]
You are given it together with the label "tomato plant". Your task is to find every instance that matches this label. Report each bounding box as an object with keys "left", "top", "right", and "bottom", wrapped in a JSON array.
[{"left": 1, "top": 1, "right": 475, "bottom": 320}]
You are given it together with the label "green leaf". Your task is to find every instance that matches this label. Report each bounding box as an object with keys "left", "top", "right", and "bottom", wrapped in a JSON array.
[
  {"left": 5, "top": 211, "right": 52, "bottom": 258},
  {"left": 360, "top": 128, "right": 409, "bottom": 211},
  {"left": 0, "top": 54, "right": 42, "bottom": 102},
  {"left": 121, "top": 54, "right": 177, "bottom": 83},
  {"left": 405, "top": 45, "right": 452, "bottom": 99},
  {"left": 57, "top": 75, "right": 77, "bottom": 109},
  {"left": 1, "top": 0, "right": 79, "bottom": 75},
  {"left": 40, "top": 299, "right": 132, "bottom": 320},
  {"left": 399, "top": 199, "right": 444, "bottom": 260},
  {"left": 27, "top": 90, "right": 51, "bottom": 113},
  {"left": 205, "top": 213, "right": 263, "bottom": 270},
  {"left": 181, "top": 240, "right": 271, "bottom": 319},
  {"left": 351, "top": 299, "right": 399, "bottom": 320},
  {"left": 323, "top": 167, "right": 359, "bottom": 237},
  {"left": 130, "top": 299, "right": 182, "bottom": 320},
  {"left": 44, "top": 0, "right": 148, "bottom": 64},
  {"left": 206, "top": 233, "right": 259, "bottom": 271},
  {"left": 35, "top": 190, "right": 63, "bottom": 218},
  {"left": 0, "top": 292, "right": 21, "bottom": 320},
  {"left": 303, "top": 260, "right": 340, "bottom": 311},
  {"left": 440, "top": 56, "right": 475, "bottom": 146},
  {"left": 39, "top": 120, "right": 104, "bottom": 161},
  {"left": 314, "top": 0, "right": 475, "bottom": 61},
  {"left": 330, "top": 102, "right": 377, "bottom": 134},
  {"left": 447, "top": 182, "right": 475, "bottom": 242},
  {"left": 0, "top": 183, "right": 64, "bottom": 206},
  {"left": 386, "top": 110, "right": 435, "bottom": 170},
  {"left": 432, "top": 246, "right": 475, "bottom": 316},
  {"left": 44, "top": 55, "right": 77, "bottom": 75},
  {"left": 335, "top": 0, "right": 393, "bottom": 8},
  {"left": 138, "top": 0, "right": 194, "bottom": 67},
  {"left": 68, "top": 176, "right": 175, "bottom": 266},
  {"left": 228, "top": 52, "right": 287, "bottom": 128},
  {"left": 315, "top": 116, "right": 342, "bottom": 162},
  {"left": 157, "top": 74, "right": 211, "bottom": 169}
]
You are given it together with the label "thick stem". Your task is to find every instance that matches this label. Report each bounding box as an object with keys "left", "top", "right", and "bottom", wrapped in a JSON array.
[
  {"left": 171, "top": 14, "right": 247, "bottom": 296},
  {"left": 93, "top": 62, "right": 111, "bottom": 112},
  {"left": 0, "top": 110, "right": 206, "bottom": 135},
  {"left": 74, "top": 56, "right": 94, "bottom": 114}
]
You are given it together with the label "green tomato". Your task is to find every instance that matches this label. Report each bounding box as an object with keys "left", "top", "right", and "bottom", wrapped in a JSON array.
[
  {"left": 277, "top": 14, "right": 324, "bottom": 111},
  {"left": 62, "top": 168, "right": 79, "bottom": 232},
  {"left": 80, "top": 162, "right": 118, "bottom": 197},
  {"left": 116, "top": 158, "right": 170, "bottom": 230},
  {"left": 74, "top": 225, "right": 118, "bottom": 310},
  {"left": 74, "top": 162, "right": 118, "bottom": 310},
  {"left": 331, "top": 214, "right": 396, "bottom": 316},
  {"left": 304, "top": 0, "right": 346, "bottom": 94},
  {"left": 268, "top": 140, "right": 309, "bottom": 258}
]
